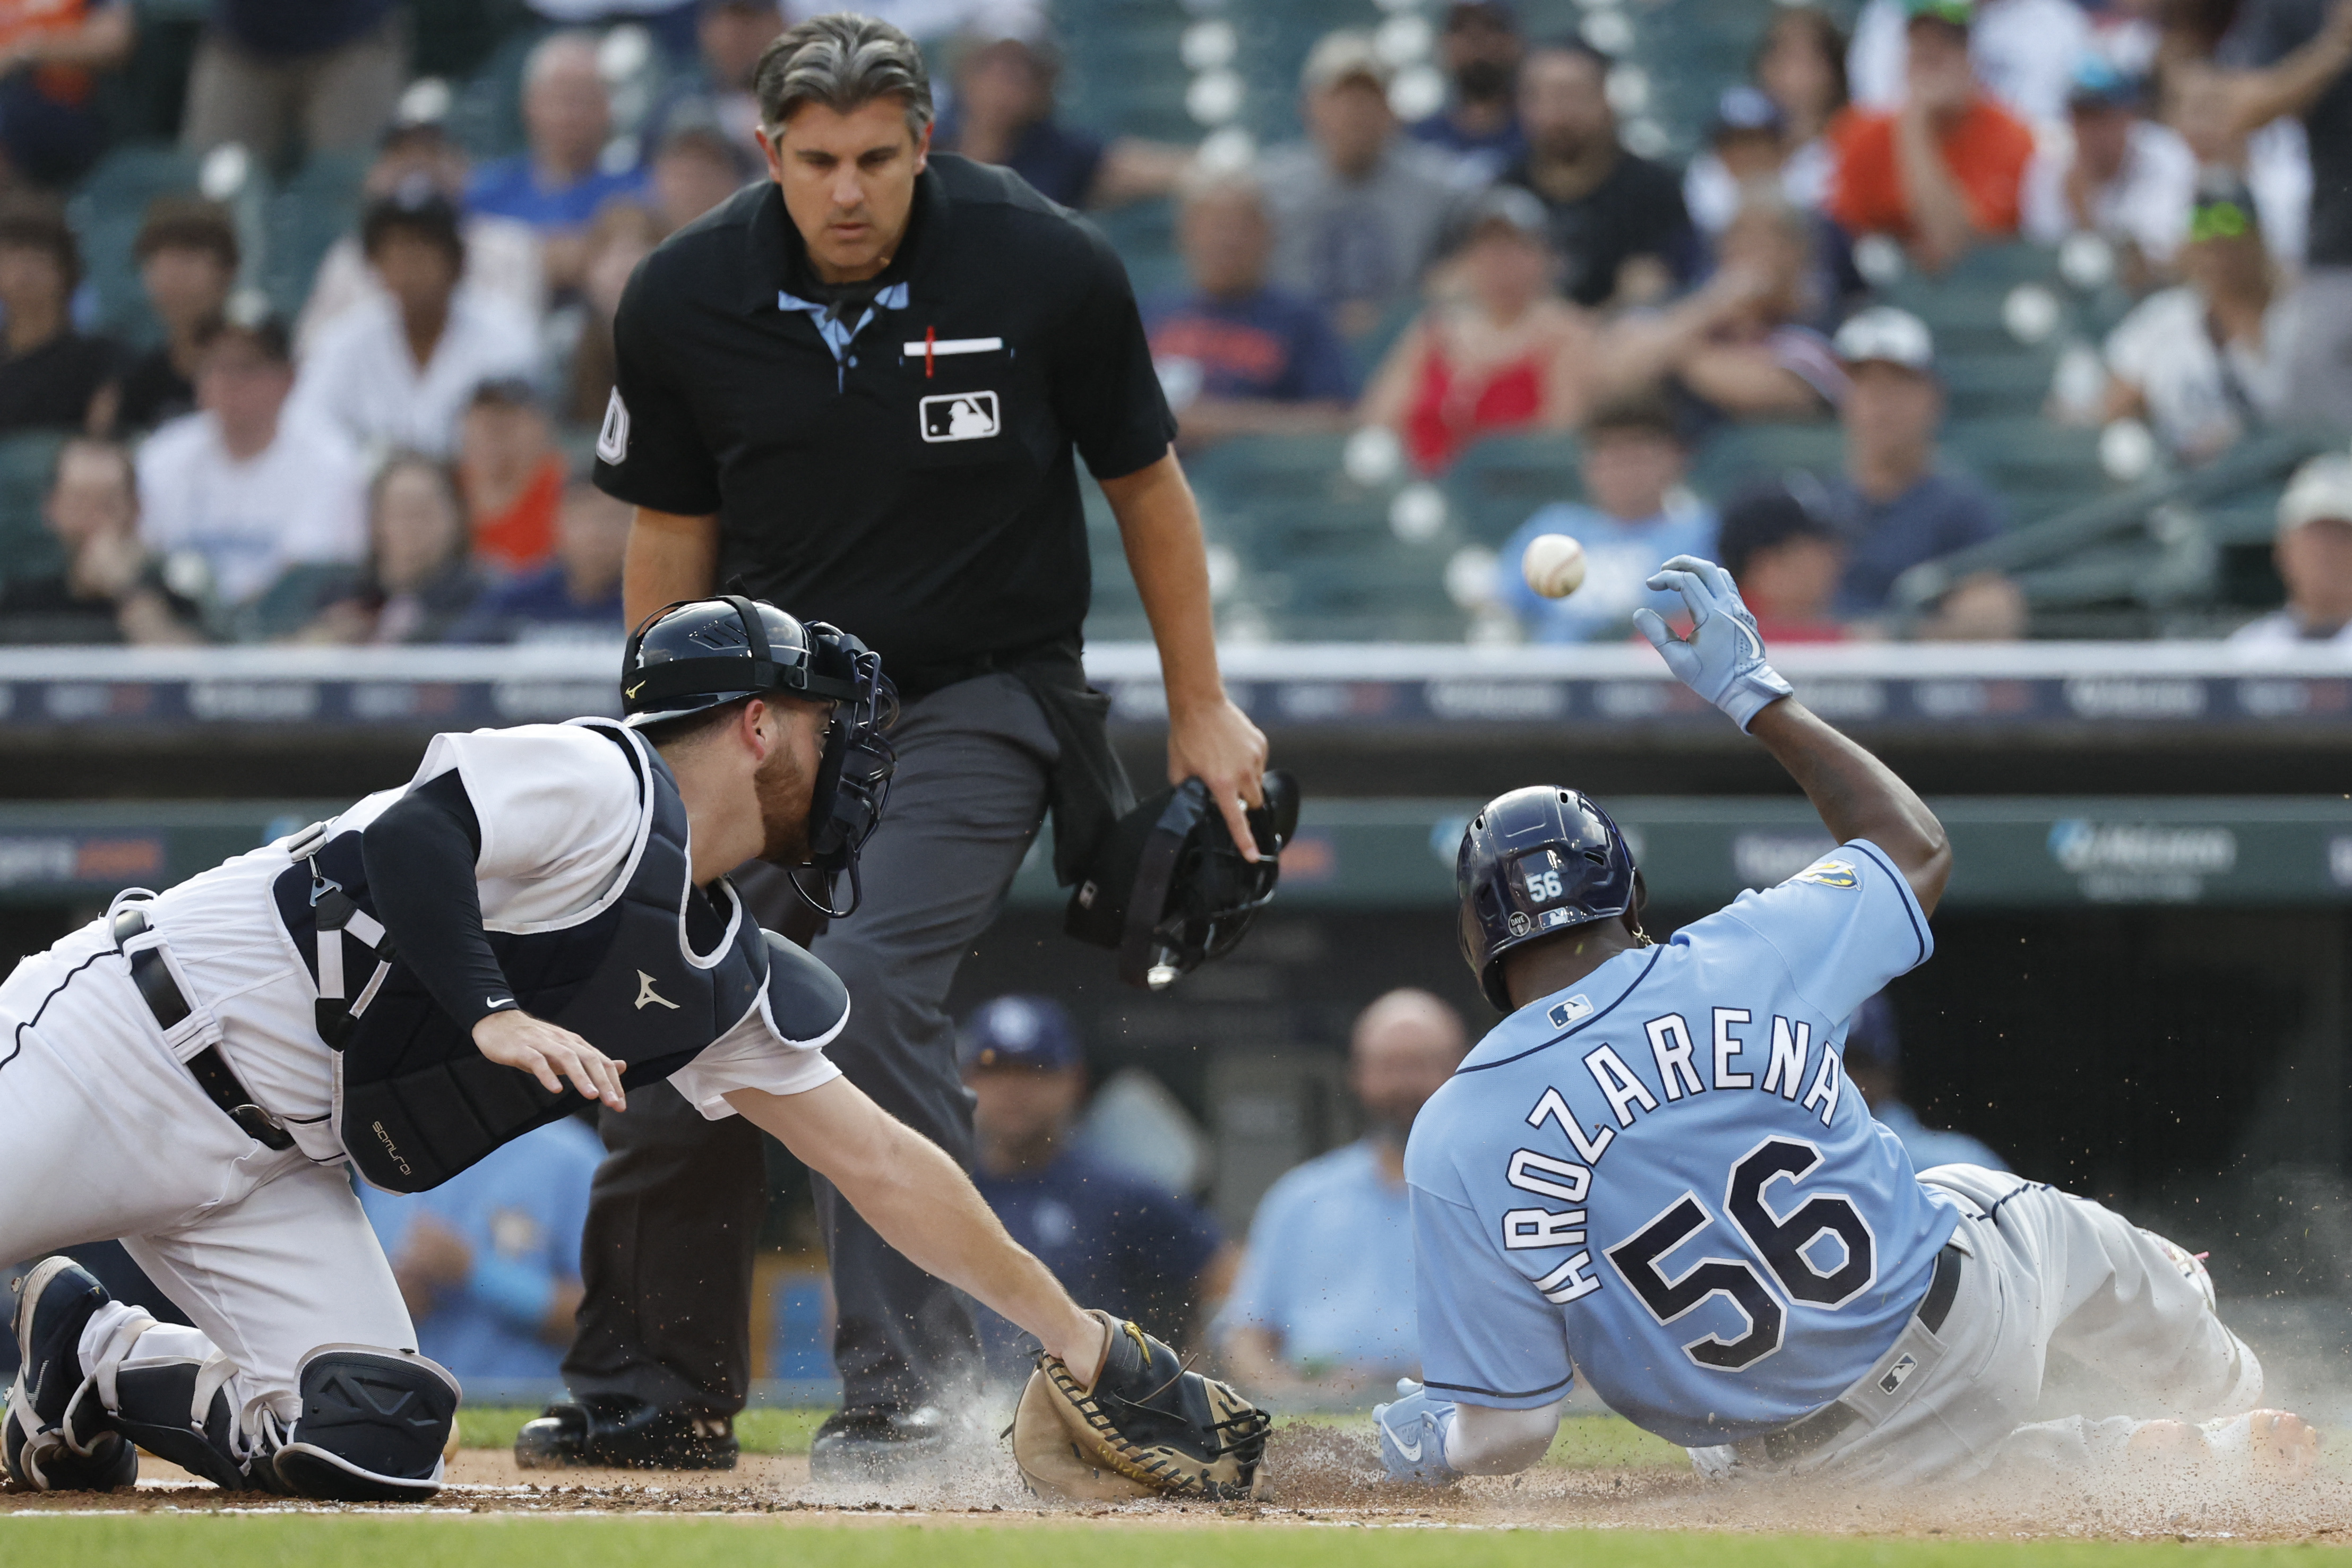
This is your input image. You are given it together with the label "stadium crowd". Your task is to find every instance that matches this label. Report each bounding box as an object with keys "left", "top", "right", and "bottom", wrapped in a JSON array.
[{"left": 0, "top": 0, "right": 2338, "bottom": 650}]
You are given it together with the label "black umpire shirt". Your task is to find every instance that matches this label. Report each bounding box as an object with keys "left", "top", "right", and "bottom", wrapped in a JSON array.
[{"left": 593, "top": 154, "right": 1176, "bottom": 695}]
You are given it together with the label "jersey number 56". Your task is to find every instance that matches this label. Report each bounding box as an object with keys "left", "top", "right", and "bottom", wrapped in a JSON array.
[{"left": 1604, "top": 1137, "right": 1876, "bottom": 1371}]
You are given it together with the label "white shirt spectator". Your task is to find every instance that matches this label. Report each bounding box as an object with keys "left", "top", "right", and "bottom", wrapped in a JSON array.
[
  {"left": 291, "top": 286, "right": 541, "bottom": 458},
  {"left": 2103, "top": 284, "right": 2289, "bottom": 460},
  {"left": 2022, "top": 118, "right": 2198, "bottom": 264},
  {"left": 1849, "top": 0, "right": 2092, "bottom": 126},
  {"left": 2228, "top": 610, "right": 2352, "bottom": 647},
  {"left": 135, "top": 408, "right": 368, "bottom": 606},
  {"left": 2246, "top": 118, "right": 2312, "bottom": 269},
  {"left": 1684, "top": 139, "right": 1836, "bottom": 235},
  {"left": 296, "top": 217, "right": 546, "bottom": 359}
]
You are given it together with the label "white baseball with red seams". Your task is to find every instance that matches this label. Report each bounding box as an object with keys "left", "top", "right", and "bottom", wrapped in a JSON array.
[{"left": 1521, "top": 533, "right": 1588, "bottom": 599}]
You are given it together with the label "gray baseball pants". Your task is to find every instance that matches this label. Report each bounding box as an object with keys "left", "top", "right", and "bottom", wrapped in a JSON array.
[
  {"left": 563, "top": 674, "right": 1058, "bottom": 1416},
  {"left": 1695, "top": 1164, "right": 2261, "bottom": 1486}
]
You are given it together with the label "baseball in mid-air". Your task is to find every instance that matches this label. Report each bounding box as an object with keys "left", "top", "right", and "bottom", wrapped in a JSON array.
[{"left": 1521, "top": 532, "right": 1587, "bottom": 599}]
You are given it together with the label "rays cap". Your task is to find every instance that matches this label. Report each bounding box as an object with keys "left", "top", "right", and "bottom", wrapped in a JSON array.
[
  {"left": 1302, "top": 29, "right": 1390, "bottom": 92},
  {"left": 958, "top": 994, "right": 1084, "bottom": 1072},
  {"left": 2278, "top": 455, "right": 2352, "bottom": 536}
]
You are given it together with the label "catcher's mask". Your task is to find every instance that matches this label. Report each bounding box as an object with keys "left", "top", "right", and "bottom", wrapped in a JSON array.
[
  {"left": 1066, "top": 771, "right": 1299, "bottom": 990},
  {"left": 623, "top": 594, "right": 898, "bottom": 918}
]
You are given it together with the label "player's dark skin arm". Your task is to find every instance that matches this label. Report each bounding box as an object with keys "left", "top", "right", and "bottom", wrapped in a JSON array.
[{"left": 1747, "top": 697, "right": 1951, "bottom": 916}]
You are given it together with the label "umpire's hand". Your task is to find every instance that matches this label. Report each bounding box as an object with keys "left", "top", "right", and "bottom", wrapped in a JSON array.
[
  {"left": 473, "top": 1011, "right": 628, "bottom": 1111},
  {"left": 1169, "top": 696, "right": 1271, "bottom": 861}
]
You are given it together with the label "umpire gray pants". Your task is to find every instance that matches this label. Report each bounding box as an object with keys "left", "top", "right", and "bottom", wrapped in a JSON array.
[{"left": 563, "top": 674, "right": 1056, "bottom": 1416}]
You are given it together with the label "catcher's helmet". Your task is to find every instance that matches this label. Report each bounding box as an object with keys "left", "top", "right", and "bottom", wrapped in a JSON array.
[
  {"left": 1067, "top": 772, "right": 1300, "bottom": 990},
  {"left": 1457, "top": 786, "right": 1641, "bottom": 1012},
  {"left": 622, "top": 596, "right": 898, "bottom": 918}
]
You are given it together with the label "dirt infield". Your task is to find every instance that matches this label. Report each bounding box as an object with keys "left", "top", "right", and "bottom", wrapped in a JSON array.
[{"left": 6, "top": 1423, "right": 2351, "bottom": 1541}]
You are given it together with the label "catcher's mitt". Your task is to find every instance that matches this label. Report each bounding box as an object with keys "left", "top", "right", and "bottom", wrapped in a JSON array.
[{"left": 1011, "top": 1312, "right": 1271, "bottom": 1502}]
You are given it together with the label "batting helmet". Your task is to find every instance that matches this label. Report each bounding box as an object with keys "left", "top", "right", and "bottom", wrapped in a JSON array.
[
  {"left": 1457, "top": 786, "right": 1642, "bottom": 1012},
  {"left": 622, "top": 596, "right": 897, "bottom": 917}
]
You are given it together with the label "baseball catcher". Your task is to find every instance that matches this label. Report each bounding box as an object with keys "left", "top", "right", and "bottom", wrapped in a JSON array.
[{"left": 1010, "top": 1312, "right": 1270, "bottom": 1501}]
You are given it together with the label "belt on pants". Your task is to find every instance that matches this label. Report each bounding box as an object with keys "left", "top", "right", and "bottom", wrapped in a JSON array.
[
  {"left": 112, "top": 904, "right": 295, "bottom": 1152},
  {"left": 1738, "top": 1240, "right": 1966, "bottom": 1466}
]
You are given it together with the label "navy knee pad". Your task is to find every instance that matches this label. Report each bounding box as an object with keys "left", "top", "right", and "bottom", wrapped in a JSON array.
[{"left": 271, "top": 1346, "right": 460, "bottom": 1502}]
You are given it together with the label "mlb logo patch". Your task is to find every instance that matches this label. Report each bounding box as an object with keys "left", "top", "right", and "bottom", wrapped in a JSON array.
[
  {"left": 1879, "top": 1352, "right": 1918, "bottom": 1395},
  {"left": 1793, "top": 858, "right": 1860, "bottom": 889},
  {"left": 1546, "top": 994, "right": 1593, "bottom": 1029},
  {"left": 920, "top": 391, "right": 1001, "bottom": 442}
]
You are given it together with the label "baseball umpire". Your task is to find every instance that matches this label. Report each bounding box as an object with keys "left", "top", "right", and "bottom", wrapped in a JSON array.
[
  {"left": 1372, "top": 556, "right": 2315, "bottom": 1486},
  {"left": 3, "top": 598, "right": 1264, "bottom": 1500},
  {"left": 532, "top": 13, "right": 1268, "bottom": 1475}
]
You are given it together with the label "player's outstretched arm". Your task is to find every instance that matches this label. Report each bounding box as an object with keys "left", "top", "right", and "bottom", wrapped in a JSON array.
[
  {"left": 1632, "top": 555, "right": 1950, "bottom": 914},
  {"left": 726, "top": 1077, "right": 1112, "bottom": 1375}
]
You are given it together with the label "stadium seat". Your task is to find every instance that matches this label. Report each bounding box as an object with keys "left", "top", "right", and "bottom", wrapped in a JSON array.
[
  {"left": 1941, "top": 417, "right": 2114, "bottom": 524},
  {"left": 259, "top": 152, "right": 371, "bottom": 320},
  {"left": 68, "top": 144, "right": 204, "bottom": 346},
  {"left": 1685, "top": 419, "right": 1846, "bottom": 501},
  {"left": 0, "top": 431, "right": 67, "bottom": 589},
  {"left": 1446, "top": 432, "right": 1583, "bottom": 545}
]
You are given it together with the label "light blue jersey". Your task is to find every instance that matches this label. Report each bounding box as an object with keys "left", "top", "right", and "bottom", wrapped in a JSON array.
[{"left": 1407, "top": 840, "right": 1960, "bottom": 1447}]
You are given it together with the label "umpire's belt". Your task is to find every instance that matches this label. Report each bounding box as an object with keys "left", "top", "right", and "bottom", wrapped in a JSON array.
[
  {"left": 112, "top": 905, "right": 295, "bottom": 1152},
  {"left": 1734, "top": 1240, "right": 1966, "bottom": 1467}
]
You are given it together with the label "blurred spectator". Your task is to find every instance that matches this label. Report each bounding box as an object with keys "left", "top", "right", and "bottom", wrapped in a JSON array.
[
  {"left": 649, "top": 120, "right": 752, "bottom": 235},
  {"left": 1500, "top": 38, "right": 1691, "bottom": 309},
  {"left": 2022, "top": 57, "right": 2196, "bottom": 284},
  {"left": 468, "top": 32, "right": 647, "bottom": 295},
  {"left": 1685, "top": 86, "right": 1799, "bottom": 237},
  {"left": 2214, "top": 0, "right": 2352, "bottom": 430},
  {"left": 451, "top": 479, "right": 630, "bottom": 644},
  {"left": 360, "top": 1117, "right": 602, "bottom": 1381},
  {"left": 1717, "top": 474, "right": 1850, "bottom": 642},
  {"left": 1842, "top": 993, "right": 2006, "bottom": 1171},
  {"left": 1145, "top": 171, "right": 1355, "bottom": 449},
  {"left": 300, "top": 115, "right": 548, "bottom": 355},
  {"left": 180, "top": 0, "right": 402, "bottom": 164},
  {"left": 1822, "top": 306, "right": 2009, "bottom": 615},
  {"left": 528, "top": 0, "right": 701, "bottom": 61},
  {"left": 0, "top": 437, "right": 201, "bottom": 644},
  {"left": 1827, "top": 0, "right": 2037, "bottom": 271},
  {"left": 118, "top": 200, "right": 238, "bottom": 433},
  {"left": 957, "top": 996, "right": 1228, "bottom": 1378},
  {"left": 1753, "top": 6, "right": 1849, "bottom": 208},
  {"left": 0, "top": 197, "right": 114, "bottom": 434},
  {"left": 2163, "top": 60, "right": 2312, "bottom": 270},
  {"left": 1408, "top": 0, "right": 1527, "bottom": 178},
  {"left": 2230, "top": 455, "right": 2352, "bottom": 646},
  {"left": 855, "top": 0, "right": 1047, "bottom": 49},
  {"left": 1847, "top": 0, "right": 2091, "bottom": 126},
  {"left": 456, "top": 377, "right": 564, "bottom": 572},
  {"left": 651, "top": 0, "right": 786, "bottom": 150},
  {"left": 293, "top": 185, "right": 541, "bottom": 459},
  {"left": 136, "top": 308, "right": 366, "bottom": 613},
  {"left": 1591, "top": 192, "right": 1848, "bottom": 428},
  {"left": 1493, "top": 394, "right": 1715, "bottom": 641},
  {"left": 562, "top": 199, "right": 664, "bottom": 424},
  {"left": 1216, "top": 990, "right": 1469, "bottom": 1396},
  {"left": 1260, "top": 30, "right": 1479, "bottom": 341},
  {"left": 935, "top": 31, "right": 1188, "bottom": 210},
  {"left": 1361, "top": 186, "right": 1595, "bottom": 475},
  {"left": 0, "top": 0, "right": 131, "bottom": 187},
  {"left": 303, "top": 452, "right": 487, "bottom": 644},
  {"left": 2095, "top": 176, "right": 2287, "bottom": 464}
]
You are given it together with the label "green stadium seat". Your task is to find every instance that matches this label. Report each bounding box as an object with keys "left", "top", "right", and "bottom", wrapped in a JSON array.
[
  {"left": 1686, "top": 419, "right": 1846, "bottom": 500},
  {"left": 259, "top": 152, "right": 370, "bottom": 320},
  {"left": 1941, "top": 416, "right": 2113, "bottom": 524},
  {"left": 1446, "top": 432, "right": 1582, "bottom": 544},
  {"left": 0, "top": 430, "right": 67, "bottom": 589}
]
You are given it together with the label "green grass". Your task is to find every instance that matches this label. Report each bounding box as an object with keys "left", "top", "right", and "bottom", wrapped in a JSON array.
[
  {"left": 6, "top": 1519, "right": 2350, "bottom": 1567},
  {"left": 455, "top": 1409, "right": 1688, "bottom": 1468}
]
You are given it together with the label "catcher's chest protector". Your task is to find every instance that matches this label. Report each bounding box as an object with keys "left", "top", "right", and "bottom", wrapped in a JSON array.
[{"left": 273, "top": 721, "right": 783, "bottom": 1192}]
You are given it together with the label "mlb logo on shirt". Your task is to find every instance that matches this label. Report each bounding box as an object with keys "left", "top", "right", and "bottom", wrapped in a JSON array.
[
  {"left": 920, "top": 391, "right": 1001, "bottom": 442},
  {"left": 1879, "top": 1352, "right": 1919, "bottom": 1395},
  {"left": 1546, "top": 994, "right": 1593, "bottom": 1029}
]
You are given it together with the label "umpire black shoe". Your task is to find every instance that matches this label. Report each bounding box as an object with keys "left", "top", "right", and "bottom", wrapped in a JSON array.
[
  {"left": 512, "top": 1394, "right": 738, "bottom": 1470},
  {"left": 807, "top": 1404, "right": 950, "bottom": 1480},
  {"left": 5, "top": 1257, "right": 136, "bottom": 1491}
]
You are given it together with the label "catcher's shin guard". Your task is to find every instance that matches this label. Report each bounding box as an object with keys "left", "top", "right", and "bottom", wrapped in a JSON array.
[{"left": 271, "top": 1346, "right": 459, "bottom": 1501}]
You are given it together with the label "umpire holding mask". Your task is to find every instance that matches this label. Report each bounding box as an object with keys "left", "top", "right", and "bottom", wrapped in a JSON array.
[{"left": 516, "top": 13, "right": 1269, "bottom": 1477}]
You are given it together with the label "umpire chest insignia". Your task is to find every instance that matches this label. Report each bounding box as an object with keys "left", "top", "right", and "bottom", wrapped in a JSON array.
[{"left": 920, "top": 390, "right": 1000, "bottom": 442}]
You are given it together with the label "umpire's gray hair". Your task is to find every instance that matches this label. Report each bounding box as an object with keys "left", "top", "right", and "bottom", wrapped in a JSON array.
[{"left": 755, "top": 13, "right": 934, "bottom": 139}]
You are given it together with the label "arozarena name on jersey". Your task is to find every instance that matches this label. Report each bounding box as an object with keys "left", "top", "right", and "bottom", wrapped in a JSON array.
[{"left": 1495, "top": 1001, "right": 1847, "bottom": 1312}]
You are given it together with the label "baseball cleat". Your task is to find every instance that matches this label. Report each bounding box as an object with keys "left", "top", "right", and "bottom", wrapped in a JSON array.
[
  {"left": 513, "top": 1394, "right": 738, "bottom": 1470},
  {"left": 807, "top": 1404, "right": 950, "bottom": 1481},
  {"left": 5, "top": 1258, "right": 134, "bottom": 1491}
]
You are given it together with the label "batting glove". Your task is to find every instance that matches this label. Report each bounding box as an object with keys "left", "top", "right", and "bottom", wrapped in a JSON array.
[
  {"left": 1630, "top": 554, "right": 1794, "bottom": 733},
  {"left": 1373, "top": 1380, "right": 1461, "bottom": 1485}
]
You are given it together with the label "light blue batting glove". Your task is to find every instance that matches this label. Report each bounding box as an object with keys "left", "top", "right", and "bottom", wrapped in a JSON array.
[
  {"left": 1629, "top": 554, "right": 1794, "bottom": 732},
  {"left": 1373, "top": 1379, "right": 1460, "bottom": 1485}
]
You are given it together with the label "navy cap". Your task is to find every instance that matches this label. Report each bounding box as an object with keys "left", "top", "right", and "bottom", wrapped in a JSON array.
[
  {"left": 958, "top": 994, "right": 1083, "bottom": 1072},
  {"left": 1708, "top": 84, "right": 1786, "bottom": 141}
]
